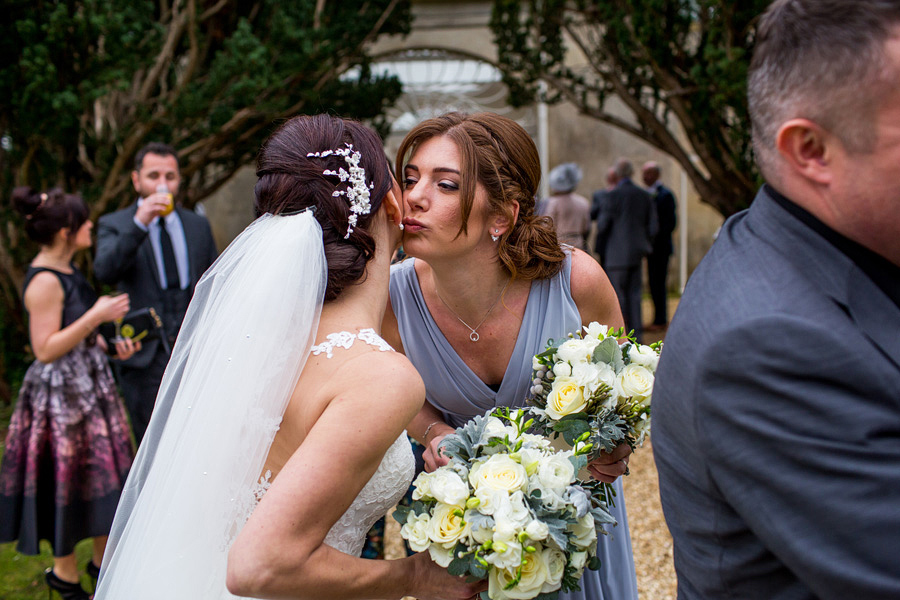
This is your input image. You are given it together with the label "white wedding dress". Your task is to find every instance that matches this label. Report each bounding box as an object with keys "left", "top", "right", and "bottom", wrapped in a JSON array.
[{"left": 96, "top": 213, "right": 415, "bottom": 599}]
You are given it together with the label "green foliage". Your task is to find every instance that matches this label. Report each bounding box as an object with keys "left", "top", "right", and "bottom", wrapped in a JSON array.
[
  {"left": 490, "top": 0, "right": 769, "bottom": 218},
  {"left": 0, "top": 0, "right": 411, "bottom": 401}
]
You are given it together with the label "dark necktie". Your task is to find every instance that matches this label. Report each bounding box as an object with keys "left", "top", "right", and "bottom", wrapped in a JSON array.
[{"left": 159, "top": 218, "right": 180, "bottom": 289}]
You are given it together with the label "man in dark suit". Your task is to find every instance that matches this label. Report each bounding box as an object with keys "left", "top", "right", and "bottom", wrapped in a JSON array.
[
  {"left": 594, "top": 158, "right": 657, "bottom": 341},
  {"left": 653, "top": 1, "right": 900, "bottom": 598},
  {"left": 95, "top": 142, "right": 218, "bottom": 444},
  {"left": 641, "top": 161, "right": 676, "bottom": 331},
  {"left": 590, "top": 166, "right": 618, "bottom": 268}
]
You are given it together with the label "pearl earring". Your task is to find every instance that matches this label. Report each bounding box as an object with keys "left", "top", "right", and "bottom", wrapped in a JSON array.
[
  {"left": 399, "top": 223, "right": 404, "bottom": 231},
  {"left": 491, "top": 229, "right": 500, "bottom": 242}
]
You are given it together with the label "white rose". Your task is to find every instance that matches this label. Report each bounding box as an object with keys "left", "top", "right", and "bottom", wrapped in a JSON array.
[
  {"left": 411, "top": 471, "right": 433, "bottom": 501},
  {"left": 480, "top": 416, "right": 511, "bottom": 445},
  {"left": 537, "top": 453, "right": 576, "bottom": 494},
  {"left": 428, "top": 543, "right": 454, "bottom": 568},
  {"left": 474, "top": 486, "right": 507, "bottom": 516},
  {"left": 429, "top": 469, "right": 470, "bottom": 507},
  {"left": 628, "top": 344, "right": 659, "bottom": 371},
  {"left": 400, "top": 512, "right": 432, "bottom": 552},
  {"left": 556, "top": 338, "right": 595, "bottom": 365},
  {"left": 582, "top": 322, "right": 610, "bottom": 340},
  {"left": 545, "top": 376, "right": 588, "bottom": 420},
  {"left": 552, "top": 361, "right": 572, "bottom": 378},
  {"left": 524, "top": 519, "right": 549, "bottom": 541},
  {"left": 469, "top": 455, "right": 528, "bottom": 493},
  {"left": 615, "top": 363, "right": 654, "bottom": 401},
  {"left": 493, "top": 491, "right": 531, "bottom": 530},
  {"left": 541, "top": 547, "right": 567, "bottom": 592},
  {"left": 426, "top": 502, "right": 471, "bottom": 548},
  {"left": 489, "top": 546, "right": 549, "bottom": 600},
  {"left": 569, "top": 550, "right": 588, "bottom": 573},
  {"left": 568, "top": 513, "right": 596, "bottom": 549}
]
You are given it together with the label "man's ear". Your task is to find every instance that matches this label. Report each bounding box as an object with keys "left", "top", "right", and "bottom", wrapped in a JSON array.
[
  {"left": 775, "top": 118, "right": 835, "bottom": 185},
  {"left": 131, "top": 170, "right": 141, "bottom": 194}
]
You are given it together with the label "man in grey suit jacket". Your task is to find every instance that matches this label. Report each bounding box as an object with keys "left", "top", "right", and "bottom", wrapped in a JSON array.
[
  {"left": 653, "top": 1, "right": 900, "bottom": 598},
  {"left": 95, "top": 142, "right": 218, "bottom": 443},
  {"left": 594, "top": 158, "right": 657, "bottom": 341}
]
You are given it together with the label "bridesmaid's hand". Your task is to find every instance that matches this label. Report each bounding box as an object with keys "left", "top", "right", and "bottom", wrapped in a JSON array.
[
  {"left": 423, "top": 425, "right": 454, "bottom": 472},
  {"left": 586, "top": 443, "right": 632, "bottom": 483}
]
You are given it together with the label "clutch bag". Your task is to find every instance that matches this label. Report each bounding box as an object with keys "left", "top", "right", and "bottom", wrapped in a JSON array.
[{"left": 99, "top": 307, "right": 165, "bottom": 347}]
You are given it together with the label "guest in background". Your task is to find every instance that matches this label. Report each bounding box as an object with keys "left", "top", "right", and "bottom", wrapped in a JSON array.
[
  {"left": 0, "top": 188, "right": 137, "bottom": 600},
  {"left": 590, "top": 166, "right": 619, "bottom": 268},
  {"left": 543, "top": 162, "right": 591, "bottom": 249},
  {"left": 94, "top": 142, "right": 218, "bottom": 444},
  {"left": 653, "top": 1, "right": 900, "bottom": 597},
  {"left": 641, "top": 161, "right": 677, "bottom": 331},
  {"left": 594, "top": 158, "right": 657, "bottom": 341}
]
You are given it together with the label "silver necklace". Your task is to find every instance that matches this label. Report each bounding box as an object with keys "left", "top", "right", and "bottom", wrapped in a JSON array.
[{"left": 434, "top": 277, "right": 510, "bottom": 342}]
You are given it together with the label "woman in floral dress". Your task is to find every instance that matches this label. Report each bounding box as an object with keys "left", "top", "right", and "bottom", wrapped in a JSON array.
[{"left": 0, "top": 187, "right": 138, "bottom": 599}]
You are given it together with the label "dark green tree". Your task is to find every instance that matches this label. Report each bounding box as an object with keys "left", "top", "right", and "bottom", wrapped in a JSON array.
[
  {"left": 0, "top": 0, "right": 411, "bottom": 401},
  {"left": 491, "top": 0, "right": 767, "bottom": 218}
]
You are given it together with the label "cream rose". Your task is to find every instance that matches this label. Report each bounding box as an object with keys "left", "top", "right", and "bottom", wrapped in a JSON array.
[
  {"left": 469, "top": 454, "right": 528, "bottom": 493},
  {"left": 429, "top": 469, "right": 470, "bottom": 507},
  {"left": 488, "top": 546, "right": 549, "bottom": 600},
  {"left": 569, "top": 550, "right": 588, "bottom": 573},
  {"left": 524, "top": 519, "right": 549, "bottom": 541},
  {"left": 545, "top": 376, "right": 588, "bottom": 419},
  {"left": 426, "top": 502, "right": 470, "bottom": 548},
  {"left": 552, "top": 361, "right": 572, "bottom": 378},
  {"left": 615, "top": 363, "right": 654, "bottom": 401},
  {"left": 400, "top": 512, "right": 432, "bottom": 552},
  {"left": 428, "top": 543, "right": 454, "bottom": 568}
]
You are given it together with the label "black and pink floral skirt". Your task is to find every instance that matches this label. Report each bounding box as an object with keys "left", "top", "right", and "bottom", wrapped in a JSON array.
[{"left": 0, "top": 342, "right": 134, "bottom": 556}]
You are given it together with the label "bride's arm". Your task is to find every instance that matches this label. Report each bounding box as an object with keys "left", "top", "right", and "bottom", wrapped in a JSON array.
[{"left": 226, "top": 353, "right": 481, "bottom": 600}]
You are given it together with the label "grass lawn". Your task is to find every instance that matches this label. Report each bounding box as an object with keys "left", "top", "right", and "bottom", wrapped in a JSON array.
[{"left": 0, "top": 402, "right": 96, "bottom": 600}]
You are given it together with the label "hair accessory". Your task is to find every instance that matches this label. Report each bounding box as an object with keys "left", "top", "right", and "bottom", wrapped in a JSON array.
[{"left": 307, "top": 143, "right": 373, "bottom": 239}]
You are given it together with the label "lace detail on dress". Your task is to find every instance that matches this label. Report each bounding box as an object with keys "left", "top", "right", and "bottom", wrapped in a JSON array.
[
  {"left": 310, "top": 328, "right": 394, "bottom": 358},
  {"left": 323, "top": 432, "right": 415, "bottom": 555},
  {"left": 247, "top": 433, "right": 415, "bottom": 557}
]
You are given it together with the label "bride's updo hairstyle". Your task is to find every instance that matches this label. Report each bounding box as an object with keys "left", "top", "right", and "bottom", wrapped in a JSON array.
[
  {"left": 12, "top": 186, "right": 89, "bottom": 246},
  {"left": 396, "top": 111, "right": 565, "bottom": 281},
  {"left": 254, "top": 114, "right": 393, "bottom": 302}
]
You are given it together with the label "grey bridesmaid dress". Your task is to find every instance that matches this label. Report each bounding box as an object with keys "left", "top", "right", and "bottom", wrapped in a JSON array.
[{"left": 390, "top": 253, "right": 639, "bottom": 600}]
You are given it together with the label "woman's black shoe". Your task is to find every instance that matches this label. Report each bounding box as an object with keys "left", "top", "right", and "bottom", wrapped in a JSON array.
[{"left": 44, "top": 568, "right": 91, "bottom": 600}]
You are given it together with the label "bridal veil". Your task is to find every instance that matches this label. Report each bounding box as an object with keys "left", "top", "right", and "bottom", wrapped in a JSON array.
[{"left": 96, "top": 210, "right": 326, "bottom": 599}]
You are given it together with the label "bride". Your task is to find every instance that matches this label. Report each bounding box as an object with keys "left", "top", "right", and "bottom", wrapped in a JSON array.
[{"left": 96, "top": 114, "right": 485, "bottom": 600}]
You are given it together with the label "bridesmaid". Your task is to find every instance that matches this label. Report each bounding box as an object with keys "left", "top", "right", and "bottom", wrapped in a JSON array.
[
  {"left": 384, "top": 112, "right": 639, "bottom": 600},
  {"left": 0, "top": 187, "right": 137, "bottom": 599}
]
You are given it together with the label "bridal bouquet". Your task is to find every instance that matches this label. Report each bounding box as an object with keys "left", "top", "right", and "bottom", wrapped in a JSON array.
[
  {"left": 394, "top": 408, "right": 614, "bottom": 600},
  {"left": 526, "top": 323, "right": 660, "bottom": 499}
]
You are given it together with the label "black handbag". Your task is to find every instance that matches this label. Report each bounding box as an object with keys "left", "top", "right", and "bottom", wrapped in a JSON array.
[{"left": 99, "top": 307, "right": 165, "bottom": 348}]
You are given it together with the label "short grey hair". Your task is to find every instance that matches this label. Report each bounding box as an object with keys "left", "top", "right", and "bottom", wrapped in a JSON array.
[
  {"left": 748, "top": 0, "right": 900, "bottom": 178},
  {"left": 614, "top": 158, "right": 634, "bottom": 180}
]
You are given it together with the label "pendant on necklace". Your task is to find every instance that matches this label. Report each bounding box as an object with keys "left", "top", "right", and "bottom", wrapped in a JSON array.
[{"left": 469, "top": 331, "right": 479, "bottom": 342}]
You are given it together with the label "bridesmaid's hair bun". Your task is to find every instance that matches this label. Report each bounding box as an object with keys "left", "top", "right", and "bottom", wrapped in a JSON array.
[{"left": 12, "top": 187, "right": 89, "bottom": 246}]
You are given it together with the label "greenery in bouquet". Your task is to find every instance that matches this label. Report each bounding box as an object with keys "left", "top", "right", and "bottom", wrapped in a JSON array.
[
  {"left": 394, "top": 408, "right": 615, "bottom": 600},
  {"left": 527, "top": 323, "right": 661, "bottom": 501}
]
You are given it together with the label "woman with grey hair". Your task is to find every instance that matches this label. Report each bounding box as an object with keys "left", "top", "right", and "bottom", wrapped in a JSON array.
[{"left": 544, "top": 162, "right": 592, "bottom": 249}]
